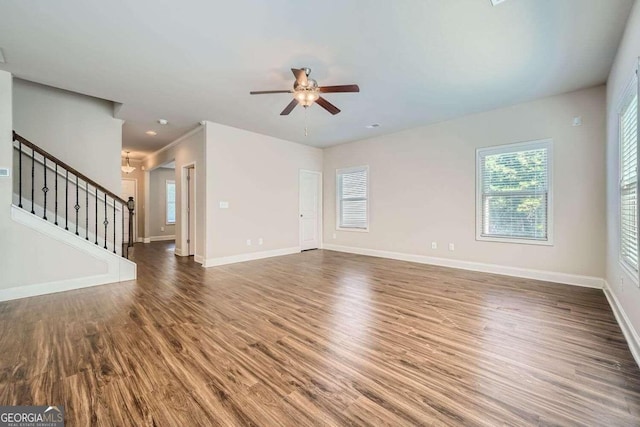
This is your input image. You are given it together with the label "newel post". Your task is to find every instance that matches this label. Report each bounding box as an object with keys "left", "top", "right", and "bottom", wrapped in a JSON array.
[{"left": 127, "top": 196, "right": 135, "bottom": 248}]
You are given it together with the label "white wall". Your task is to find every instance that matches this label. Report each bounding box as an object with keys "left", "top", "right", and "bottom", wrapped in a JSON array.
[
  {"left": 148, "top": 167, "right": 175, "bottom": 238},
  {"left": 324, "top": 86, "right": 606, "bottom": 281},
  {"left": 0, "top": 72, "right": 117, "bottom": 291},
  {"left": 13, "top": 79, "right": 123, "bottom": 192},
  {"left": 144, "top": 127, "right": 206, "bottom": 259},
  {"left": 606, "top": 0, "right": 640, "bottom": 340},
  {"left": 205, "top": 122, "right": 323, "bottom": 263}
]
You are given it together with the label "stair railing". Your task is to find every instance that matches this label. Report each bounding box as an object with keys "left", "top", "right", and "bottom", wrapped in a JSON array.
[{"left": 12, "top": 131, "right": 132, "bottom": 258}]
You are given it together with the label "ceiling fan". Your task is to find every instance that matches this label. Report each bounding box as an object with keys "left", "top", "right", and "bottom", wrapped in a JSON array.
[{"left": 250, "top": 68, "right": 360, "bottom": 116}]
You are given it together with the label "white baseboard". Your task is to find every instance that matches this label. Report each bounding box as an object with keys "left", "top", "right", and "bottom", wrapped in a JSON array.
[
  {"left": 603, "top": 281, "right": 640, "bottom": 367},
  {"left": 322, "top": 244, "right": 604, "bottom": 289},
  {"left": 144, "top": 235, "right": 175, "bottom": 243},
  {"left": 194, "top": 255, "right": 204, "bottom": 264},
  {"left": 204, "top": 247, "right": 300, "bottom": 267},
  {"left": 2, "top": 206, "right": 137, "bottom": 302}
]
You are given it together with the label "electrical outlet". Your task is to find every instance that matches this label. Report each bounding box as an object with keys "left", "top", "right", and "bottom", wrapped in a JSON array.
[
  {"left": 161, "top": 226, "right": 165, "bottom": 232},
  {"left": 258, "top": 238, "right": 263, "bottom": 245},
  {"left": 448, "top": 243, "right": 455, "bottom": 251},
  {"left": 620, "top": 277, "right": 624, "bottom": 291},
  {"left": 431, "top": 242, "right": 437, "bottom": 250},
  {"left": 332, "top": 233, "right": 337, "bottom": 239},
  {"left": 246, "top": 239, "right": 252, "bottom": 246}
]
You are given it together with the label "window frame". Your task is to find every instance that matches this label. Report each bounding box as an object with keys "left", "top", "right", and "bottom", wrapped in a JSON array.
[
  {"left": 166, "top": 179, "right": 176, "bottom": 225},
  {"left": 618, "top": 72, "right": 639, "bottom": 281},
  {"left": 336, "top": 165, "right": 370, "bottom": 232},
  {"left": 475, "top": 139, "right": 554, "bottom": 246}
]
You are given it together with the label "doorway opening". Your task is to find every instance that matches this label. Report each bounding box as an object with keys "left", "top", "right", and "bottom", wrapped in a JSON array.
[{"left": 299, "top": 170, "right": 322, "bottom": 251}]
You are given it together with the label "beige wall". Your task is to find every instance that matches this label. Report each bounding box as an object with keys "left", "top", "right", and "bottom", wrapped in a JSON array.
[
  {"left": 148, "top": 167, "right": 176, "bottom": 238},
  {"left": 13, "top": 79, "right": 123, "bottom": 193},
  {"left": 144, "top": 127, "right": 206, "bottom": 259},
  {"left": 205, "top": 122, "right": 323, "bottom": 261},
  {"left": 606, "top": 1, "right": 640, "bottom": 336},
  {"left": 324, "top": 85, "right": 606, "bottom": 278}
]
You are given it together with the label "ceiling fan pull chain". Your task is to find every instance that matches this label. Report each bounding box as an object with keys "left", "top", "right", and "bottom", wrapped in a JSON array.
[{"left": 304, "top": 106, "right": 308, "bottom": 137}]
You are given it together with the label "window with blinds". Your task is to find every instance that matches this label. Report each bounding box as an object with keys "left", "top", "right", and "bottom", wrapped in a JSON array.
[
  {"left": 476, "top": 140, "right": 552, "bottom": 244},
  {"left": 620, "top": 86, "right": 638, "bottom": 272},
  {"left": 166, "top": 180, "right": 176, "bottom": 225},
  {"left": 336, "top": 166, "right": 369, "bottom": 230}
]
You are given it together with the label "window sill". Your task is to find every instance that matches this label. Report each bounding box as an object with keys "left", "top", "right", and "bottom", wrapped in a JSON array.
[
  {"left": 476, "top": 235, "right": 553, "bottom": 246},
  {"left": 337, "top": 227, "right": 369, "bottom": 233}
]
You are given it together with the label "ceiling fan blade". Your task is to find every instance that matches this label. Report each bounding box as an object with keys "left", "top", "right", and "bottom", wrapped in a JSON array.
[
  {"left": 280, "top": 99, "right": 298, "bottom": 115},
  {"left": 291, "top": 68, "right": 308, "bottom": 86},
  {"left": 250, "top": 90, "right": 292, "bottom": 95},
  {"left": 316, "top": 97, "right": 341, "bottom": 115},
  {"left": 319, "top": 85, "right": 360, "bottom": 93}
]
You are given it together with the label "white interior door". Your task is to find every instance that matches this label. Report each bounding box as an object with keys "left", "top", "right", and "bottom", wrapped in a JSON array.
[
  {"left": 299, "top": 170, "right": 321, "bottom": 251},
  {"left": 187, "top": 167, "right": 196, "bottom": 256},
  {"left": 121, "top": 179, "right": 137, "bottom": 244}
]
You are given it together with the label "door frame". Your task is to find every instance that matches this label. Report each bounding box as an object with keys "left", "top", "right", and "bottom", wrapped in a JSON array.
[
  {"left": 299, "top": 169, "right": 323, "bottom": 251},
  {"left": 121, "top": 177, "right": 138, "bottom": 242},
  {"left": 180, "top": 162, "right": 197, "bottom": 258}
]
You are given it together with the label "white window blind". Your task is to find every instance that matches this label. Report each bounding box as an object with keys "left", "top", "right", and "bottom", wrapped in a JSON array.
[
  {"left": 337, "top": 166, "right": 368, "bottom": 230},
  {"left": 620, "top": 89, "right": 638, "bottom": 272},
  {"left": 166, "top": 180, "right": 176, "bottom": 225},
  {"left": 477, "top": 140, "right": 551, "bottom": 243}
]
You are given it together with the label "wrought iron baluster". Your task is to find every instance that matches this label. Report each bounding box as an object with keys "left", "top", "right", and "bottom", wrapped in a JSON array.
[
  {"left": 75, "top": 175, "right": 80, "bottom": 235},
  {"left": 18, "top": 138, "right": 22, "bottom": 208},
  {"left": 113, "top": 198, "right": 116, "bottom": 253},
  {"left": 30, "top": 148, "right": 35, "bottom": 214},
  {"left": 86, "top": 181, "right": 89, "bottom": 240},
  {"left": 95, "top": 189, "right": 99, "bottom": 245},
  {"left": 103, "top": 194, "right": 108, "bottom": 249},
  {"left": 42, "top": 157, "right": 48, "bottom": 220},
  {"left": 65, "top": 171, "right": 69, "bottom": 230},
  {"left": 54, "top": 164, "right": 58, "bottom": 225},
  {"left": 122, "top": 201, "right": 125, "bottom": 257}
]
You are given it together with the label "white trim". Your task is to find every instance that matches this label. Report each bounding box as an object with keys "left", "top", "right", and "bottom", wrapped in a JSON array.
[
  {"left": 603, "top": 281, "right": 640, "bottom": 367},
  {"left": 142, "top": 126, "right": 203, "bottom": 163},
  {"left": 194, "top": 254, "right": 204, "bottom": 264},
  {"left": 322, "top": 244, "right": 603, "bottom": 289},
  {"left": 146, "top": 235, "right": 175, "bottom": 242},
  {"left": 336, "top": 165, "right": 370, "bottom": 232},
  {"left": 181, "top": 162, "right": 197, "bottom": 258},
  {"left": 203, "top": 247, "right": 301, "bottom": 267},
  {"left": 2, "top": 205, "right": 136, "bottom": 302},
  {"left": 476, "top": 139, "right": 554, "bottom": 246}
]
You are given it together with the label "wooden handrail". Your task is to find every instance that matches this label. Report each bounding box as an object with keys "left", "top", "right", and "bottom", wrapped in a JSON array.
[{"left": 13, "top": 131, "right": 128, "bottom": 206}]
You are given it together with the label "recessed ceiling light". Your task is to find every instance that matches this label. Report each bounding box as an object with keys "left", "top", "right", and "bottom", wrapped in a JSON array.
[
  {"left": 0, "top": 48, "right": 5, "bottom": 64},
  {"left": 158, "top": 119, "right": 168, "bottom": 125},
  {"left": 490, "top": 0, "right": 508, "bottom": 5},
  {"left": 145, "top": 130, "right": 157, "bottom": 136},
  {"left": 366, "top": 123, "right": 380, "bottom": 129}
]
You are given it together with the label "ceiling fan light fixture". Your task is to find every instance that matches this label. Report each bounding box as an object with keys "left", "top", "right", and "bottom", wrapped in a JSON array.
[{"left": 294, "top": 90, "right": 320, "bottom": 107}]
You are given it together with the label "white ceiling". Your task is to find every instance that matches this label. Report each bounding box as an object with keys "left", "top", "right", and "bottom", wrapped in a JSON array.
[{"left": 0, "top": 0, "right": 634, "bottom": 149}]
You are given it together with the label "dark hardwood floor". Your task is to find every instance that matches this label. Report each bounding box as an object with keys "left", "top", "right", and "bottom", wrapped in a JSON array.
[{"left": 0, "top": 242, "right": 639, "bottom": 426}]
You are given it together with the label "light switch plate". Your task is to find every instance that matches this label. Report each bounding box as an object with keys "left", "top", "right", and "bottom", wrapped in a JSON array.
[
  {"left": 219, "top": 201, "right": 229, "bottom": 209},
  {"left": 0, "top": 168, "right": 10, "bottom": 177}
]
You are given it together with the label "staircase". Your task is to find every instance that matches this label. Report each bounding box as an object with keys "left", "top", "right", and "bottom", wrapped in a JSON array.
[
  {"left": 12, "top": 131, "right": 132, "bottom": 258},
  {"left": 3, "top": 131, "right": 137, "bottom": 302}
]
